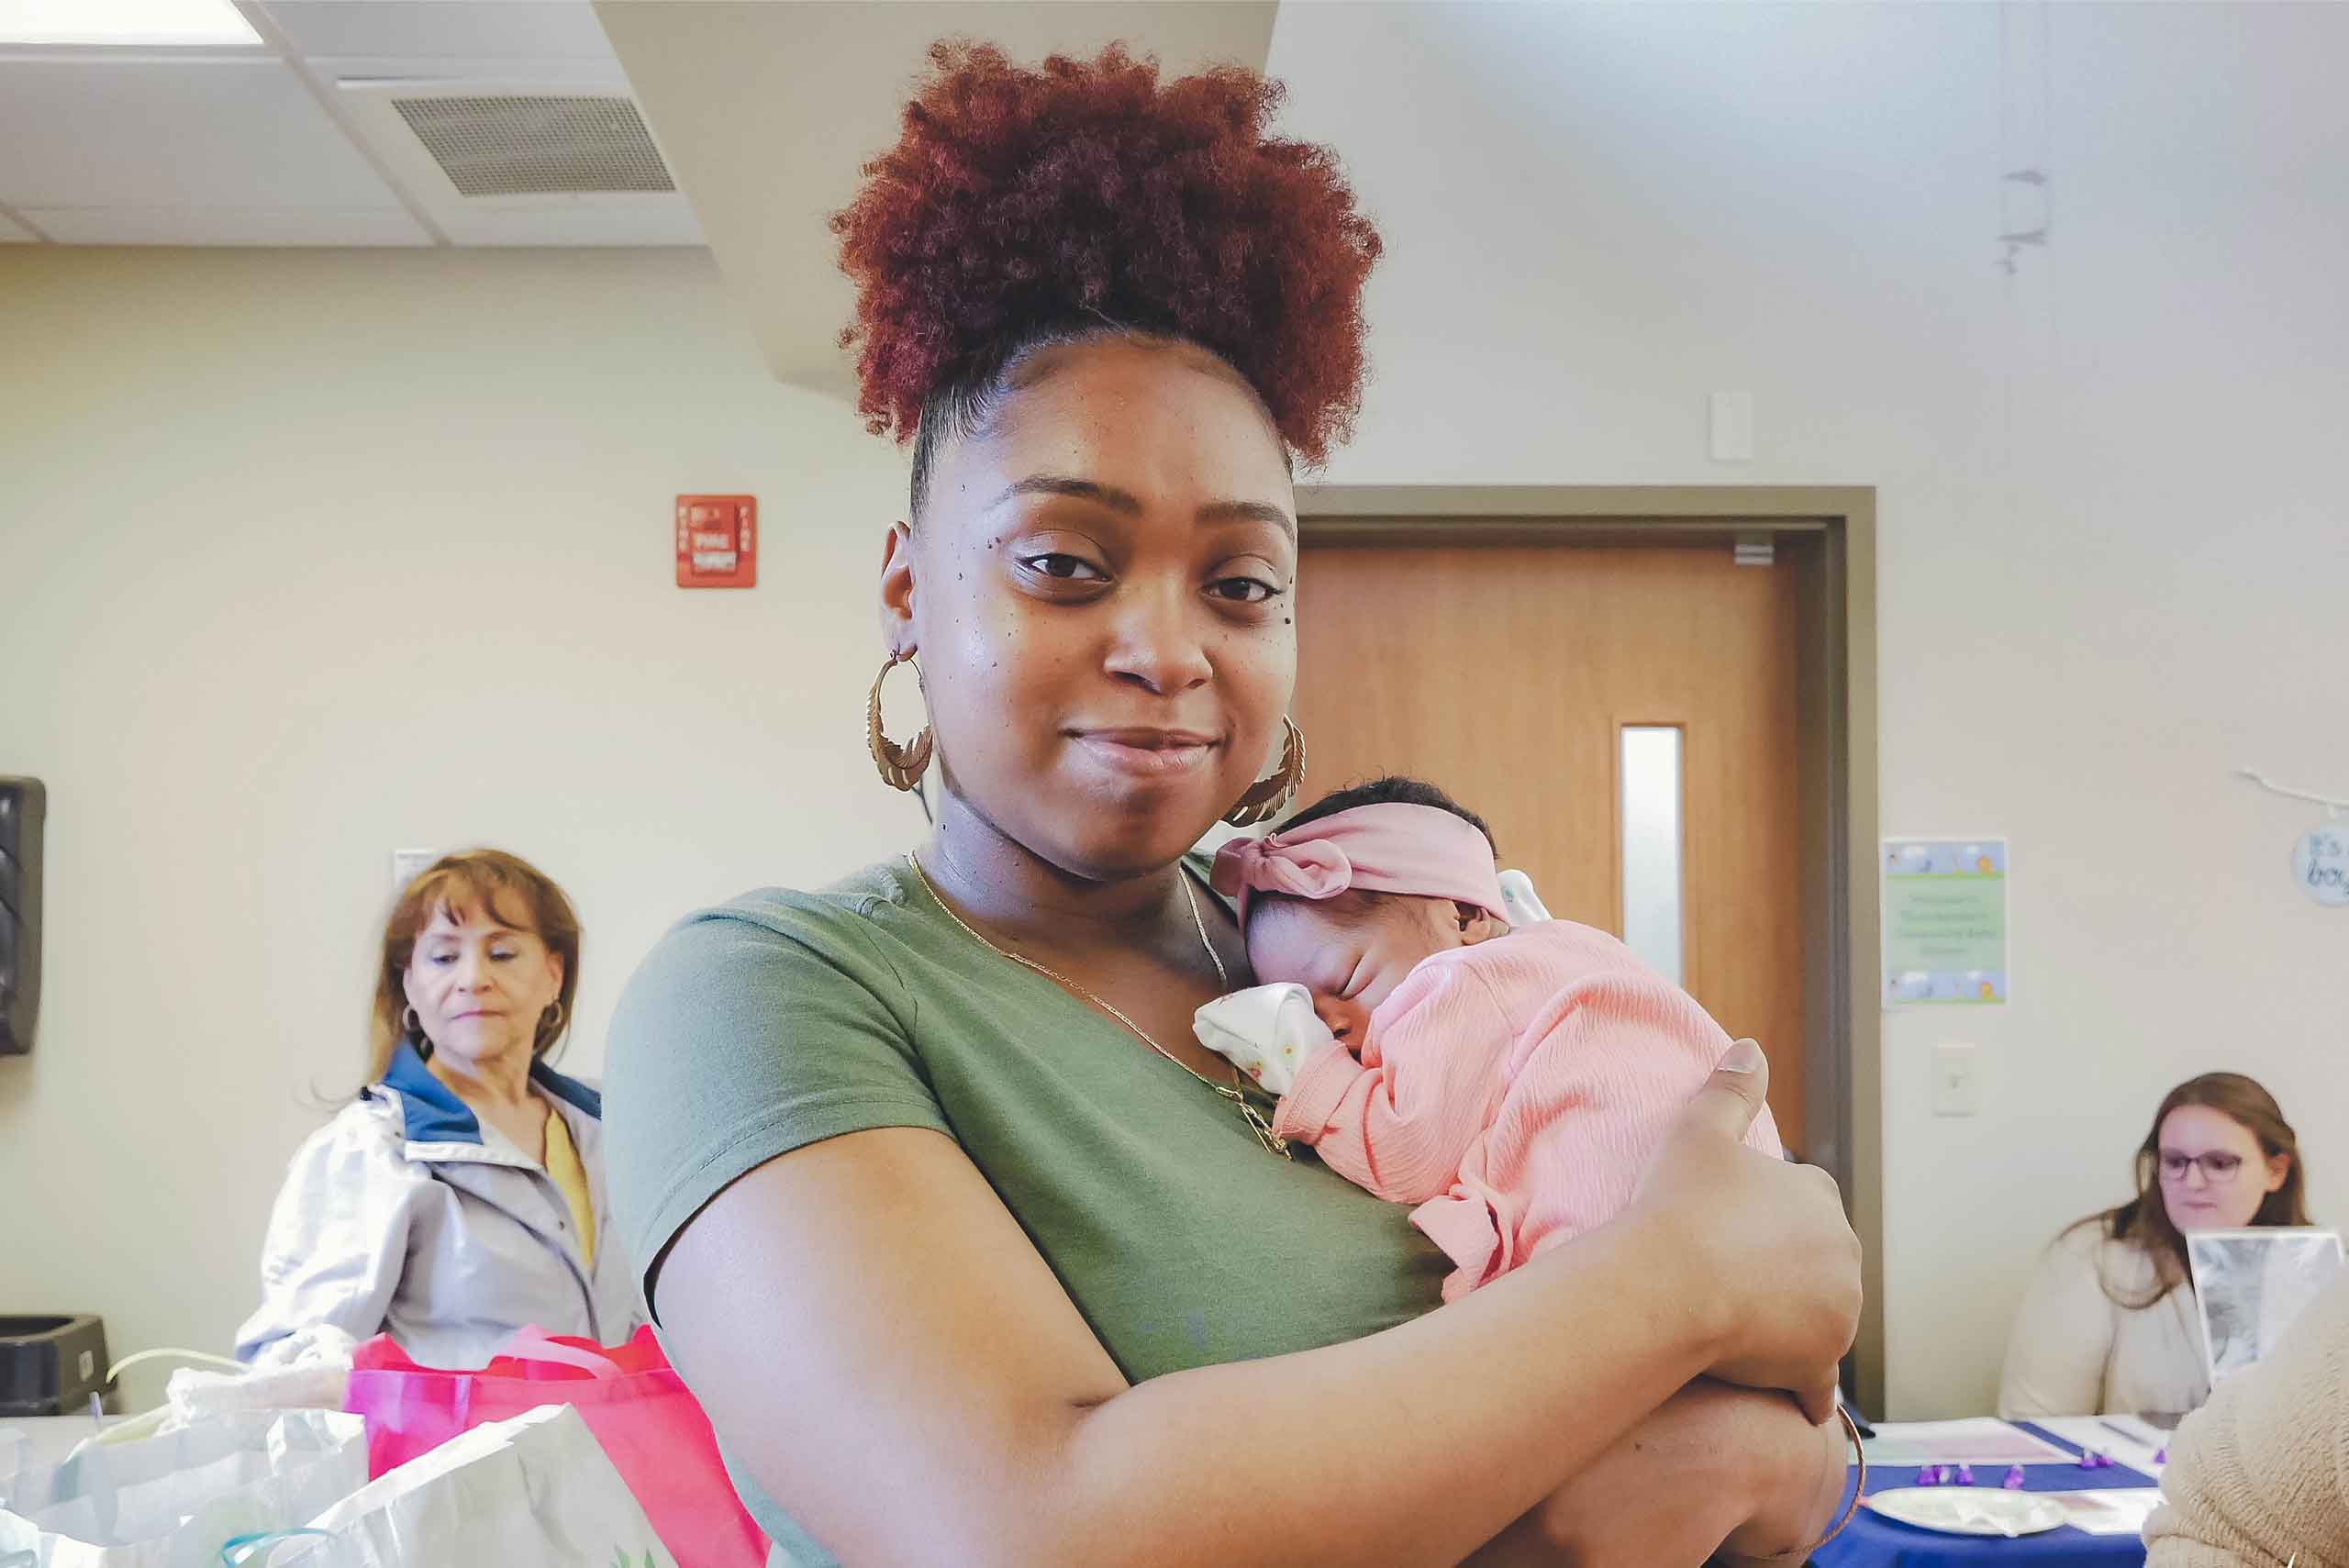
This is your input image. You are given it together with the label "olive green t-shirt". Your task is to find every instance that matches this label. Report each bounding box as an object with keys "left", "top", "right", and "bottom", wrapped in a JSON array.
[{"left": 605, "top": 854, "right": 1448, "bottom": 1563}]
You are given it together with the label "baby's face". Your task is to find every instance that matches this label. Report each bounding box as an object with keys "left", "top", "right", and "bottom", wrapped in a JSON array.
[{"left": 1245, "top": 894, "right": 1480, "bottom": 1045}]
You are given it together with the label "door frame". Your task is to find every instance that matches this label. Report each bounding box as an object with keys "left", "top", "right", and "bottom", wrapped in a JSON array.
[{"left": 1296, "top": 484, "right": 1885, "bottom": 1413}]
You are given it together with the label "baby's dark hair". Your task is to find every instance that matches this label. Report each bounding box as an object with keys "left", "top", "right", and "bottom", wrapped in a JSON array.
[
  {"left": 1282, "top": 775, "right": 1499, "bottom": 855},
  {"left": 1243, "top": 776, "right": 1499, "bottom": 929}
]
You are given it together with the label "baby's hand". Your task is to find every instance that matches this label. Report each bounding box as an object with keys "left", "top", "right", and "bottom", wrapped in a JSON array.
[{"left": 1192, "top": 983, "right": 1338, "bottom": 1097}]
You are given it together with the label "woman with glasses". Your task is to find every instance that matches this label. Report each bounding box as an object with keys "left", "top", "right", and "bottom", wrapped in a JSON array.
[{"left": 1999, "top": 1073, "right": 2311, "bottom": 1418}]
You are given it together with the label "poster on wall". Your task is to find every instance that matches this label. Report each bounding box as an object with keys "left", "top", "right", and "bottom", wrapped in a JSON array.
[
  {"left": 2292, "top": 821, "right": 2349, "bottom": 906},
  {"left": 1882, "top": 838, "right": 2009, "bottom": 1006}
]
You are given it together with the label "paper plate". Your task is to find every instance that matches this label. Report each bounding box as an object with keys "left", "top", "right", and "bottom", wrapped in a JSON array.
[{"left": 1865, "top": 1487, "right": 2068, "bottom": 1537}]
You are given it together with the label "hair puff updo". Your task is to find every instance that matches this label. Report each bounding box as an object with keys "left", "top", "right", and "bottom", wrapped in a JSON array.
[{"left": 834, "top": 39, "right": 1381, "bottom": 511}]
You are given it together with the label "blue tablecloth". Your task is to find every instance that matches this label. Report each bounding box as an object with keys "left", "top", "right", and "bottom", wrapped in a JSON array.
[{"left": 1810, "top": 1422, "right": 2154, "bottom": 1568}]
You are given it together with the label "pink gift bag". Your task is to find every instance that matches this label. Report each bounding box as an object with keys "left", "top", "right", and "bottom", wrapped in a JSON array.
[{"left": 342, "top": 1326, "right": 769, "bottom": 1568}]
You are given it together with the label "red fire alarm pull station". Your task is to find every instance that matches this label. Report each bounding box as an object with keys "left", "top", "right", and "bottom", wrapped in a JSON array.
[{"left": 675, "top": 495, "right": 757, "bottom": 588}]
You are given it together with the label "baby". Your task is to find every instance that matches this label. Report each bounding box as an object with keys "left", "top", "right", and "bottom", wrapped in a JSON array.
[{"left": 1200, "top": 776, "right": 1783, "bottom": 1302}]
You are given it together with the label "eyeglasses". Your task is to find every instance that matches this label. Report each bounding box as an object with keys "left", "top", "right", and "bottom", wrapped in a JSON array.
[{"left": 2157, "top": 1151, "right": 2245, "bottom": 1183}]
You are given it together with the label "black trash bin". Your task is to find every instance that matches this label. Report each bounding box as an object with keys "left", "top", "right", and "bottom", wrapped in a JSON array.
[{"left": 0, "top": 1315, "right": 110, "bottom": 1417}]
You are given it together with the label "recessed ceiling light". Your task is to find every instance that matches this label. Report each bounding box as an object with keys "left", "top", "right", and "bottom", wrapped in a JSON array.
[{"left": 0, "top": 0, "right": 263, "bottom": 47}]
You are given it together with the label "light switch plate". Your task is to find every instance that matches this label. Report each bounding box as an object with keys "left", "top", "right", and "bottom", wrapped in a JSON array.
[{"left": 1932, "top": 1041, "right": 1981, "bottom": 1117}]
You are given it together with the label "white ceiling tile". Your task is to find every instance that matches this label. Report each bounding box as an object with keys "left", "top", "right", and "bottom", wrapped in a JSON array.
[
  {"left": 21, "top": 206, "right": 430, "bottom": 244},
  {"left": 0, "top": 58, "right": 409, "bottom": 210},
  {"left": 262, "top": 1, "right": 613, "bottom": 61},
  {"left": 307, "top": 54, "right": 629, "bottom": 88},
  {"left": 0, "top": 209, "right": 38, "bottom": 241}
]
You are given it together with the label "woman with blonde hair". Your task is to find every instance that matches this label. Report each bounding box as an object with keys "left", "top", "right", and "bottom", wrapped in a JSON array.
[{"left": 237, "top": 850, "right": 638, "bottom": 1368}]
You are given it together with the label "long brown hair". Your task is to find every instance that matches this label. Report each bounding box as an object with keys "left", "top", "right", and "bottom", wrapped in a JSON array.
[
  {"left": 366, "top": 850, "right": 581, "bottom": 1087},
  {"left": 2072, "top": 1072, "right": 2310, "bottom": 1307}
]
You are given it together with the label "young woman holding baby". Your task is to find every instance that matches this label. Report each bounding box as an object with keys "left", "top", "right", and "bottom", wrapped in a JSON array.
[{"left": 604, "top": 41, "right": 1861, "bottom": 1567}]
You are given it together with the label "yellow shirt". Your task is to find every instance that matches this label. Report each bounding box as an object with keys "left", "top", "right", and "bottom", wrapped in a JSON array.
[{"left": 543, "top": 1107, "right": 596, "bottom": 1270}]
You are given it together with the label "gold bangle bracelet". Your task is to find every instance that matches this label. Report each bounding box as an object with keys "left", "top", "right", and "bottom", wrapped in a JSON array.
[
  {"left": 1738, "top": 1402, "right": 1868, "bottom": 1563},
  {"left": 1808, "top": 1403, "right": 1868, "bottom": 1551}
]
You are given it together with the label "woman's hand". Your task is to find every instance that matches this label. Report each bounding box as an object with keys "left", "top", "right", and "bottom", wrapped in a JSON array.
[
  {"left": 1464, "top": 1379, "right": 1849, "bottom": 1567},
  {"left": 1716, "top": 1402, "right": 1853, "bottom": 1563},
  {"left": 1628, "top": 1040, "right": 1862, "bottom": 1423}
]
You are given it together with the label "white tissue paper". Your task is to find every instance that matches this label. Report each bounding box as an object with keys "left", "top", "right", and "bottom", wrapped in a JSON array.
[{"left": 168, "top": 1329, "right": 357, "bottom": 1429}]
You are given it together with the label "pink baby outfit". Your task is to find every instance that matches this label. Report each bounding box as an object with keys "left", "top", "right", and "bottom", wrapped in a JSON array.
[{"left": 1267, "top": 919, "right": 1784, "bottom": 1303}]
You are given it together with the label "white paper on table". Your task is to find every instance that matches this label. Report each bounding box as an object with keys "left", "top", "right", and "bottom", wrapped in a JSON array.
[
  {"left": 2043, "top": 1488, "right": 2164, "bottom": 1536},
  {"left": 2033, "top": 1415, "right": 2168, "bottom": 1475},
  {"left": 1858, "top": 1418, "right": 2077, "bottom": 1468}
]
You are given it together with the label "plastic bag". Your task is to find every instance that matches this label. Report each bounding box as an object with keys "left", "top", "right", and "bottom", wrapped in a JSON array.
[
  {"left": 0, "top": 1409, "right": 364, "bottom": 1568},
  {"left": 341, "top": 1327, "right": 764, "bottom": 1568},
  {"left": 239, "top": 1405, "right": 676, "bottom": 1568}
]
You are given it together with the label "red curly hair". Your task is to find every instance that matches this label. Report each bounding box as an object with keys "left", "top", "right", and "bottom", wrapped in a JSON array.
[{"left": 834, "top": 40, "right": 1380, "bottom": 495}]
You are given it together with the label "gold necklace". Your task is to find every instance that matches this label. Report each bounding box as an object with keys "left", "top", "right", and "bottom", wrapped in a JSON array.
[{"left": 906, "top": 850, "right": 1290, "bottom": 1159}]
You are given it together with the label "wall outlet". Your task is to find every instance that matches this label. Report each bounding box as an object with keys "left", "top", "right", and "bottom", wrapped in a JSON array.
[{"left": 1932, "top": 1041, "right": 1981, "bottom": 1117}]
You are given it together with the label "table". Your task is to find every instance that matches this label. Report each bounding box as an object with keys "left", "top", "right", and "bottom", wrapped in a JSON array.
[{"left": 1812, "top": 1422, "right": 2155, "bottom": 1568}]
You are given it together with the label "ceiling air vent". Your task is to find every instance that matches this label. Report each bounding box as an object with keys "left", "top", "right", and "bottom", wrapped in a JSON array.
[
  {"left": 336, "top": 78, "right": 701, "bottom": 245},
  {"left": 389, "top": 94, "right": 674, "bottom": 198}
]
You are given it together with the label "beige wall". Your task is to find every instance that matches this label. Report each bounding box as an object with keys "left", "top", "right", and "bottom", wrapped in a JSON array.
[
  {"left": 0, "top": 247, "right": 918, "bottom": 1406},
  {"left": 1265, "top": 3, "right": 2349, "bottom": 1416}
]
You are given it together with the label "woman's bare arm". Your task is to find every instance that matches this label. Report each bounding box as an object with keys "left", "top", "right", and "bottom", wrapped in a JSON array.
[
  {"left": 1466, "top": 1379, "right": 1850, "bottom": 1567},
  {"left": 658, "top": 1050, "right": 1857, "bottom": 1568}
]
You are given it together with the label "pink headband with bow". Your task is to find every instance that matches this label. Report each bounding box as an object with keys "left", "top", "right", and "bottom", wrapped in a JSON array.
[{"left": 1210, "top": 803, "right": 1508, "bottom": 925}]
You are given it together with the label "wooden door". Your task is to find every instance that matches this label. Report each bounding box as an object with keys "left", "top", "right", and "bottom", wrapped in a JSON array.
[{"left": 1291, "top": 538, "right": 1809, "bottom": 1151}]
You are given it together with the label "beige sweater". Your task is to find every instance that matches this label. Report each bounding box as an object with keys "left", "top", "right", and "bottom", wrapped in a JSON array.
[
  {"left": 2144, "top": 1272, "right": 2349, "bottom": 1567},
  {"left": 1998, "top": 1225, "right": 2210, "bottom": 1418}
]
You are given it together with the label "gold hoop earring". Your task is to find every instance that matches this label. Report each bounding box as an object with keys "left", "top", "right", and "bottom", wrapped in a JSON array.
[
  {"left": 540, "top": 1001, "right": 564, "bottom": 1038},
  {"left": 868, "top": 652, "right": 934, "bottom": 791},
  {"left": 1223, "top": 717, "right": 1305, "bottom": 827}
]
